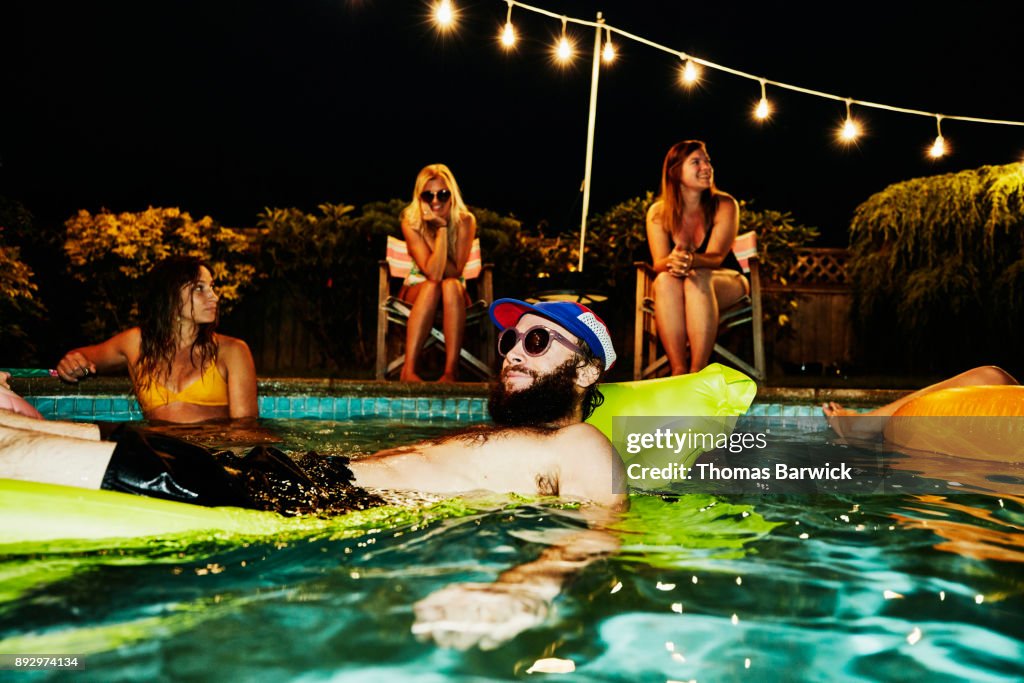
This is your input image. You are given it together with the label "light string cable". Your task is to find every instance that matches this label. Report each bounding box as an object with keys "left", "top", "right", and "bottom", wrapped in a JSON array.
[{"left": 500, "top": 0, "right": 1024, "bottom": 129}]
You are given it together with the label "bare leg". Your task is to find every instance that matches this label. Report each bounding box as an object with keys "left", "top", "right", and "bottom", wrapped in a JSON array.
[
  {"left": 684, "top": 269, "right": 750, "bottom": 373},
  {"left": 653, "top": 272, "right": 689, "bottom": 375},
  {"left": 823, "top": 365, "right": 1020, "bottom": 438},
  {"left": 400, "top": 281, "right": 441, "bottom": 382},
  {"left": 0, "top": 424, "right": 114, "bottom": 489},
  {"left": 0, "top": 410, "right": 101, "bottom": 440},
  {"left": 438, "top": 278, "right": 467, "bottom": 383}
]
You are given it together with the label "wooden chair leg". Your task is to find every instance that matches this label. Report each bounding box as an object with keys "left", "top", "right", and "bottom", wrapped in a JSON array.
[
  {"left": 376, "top": 262, "right": 390, "bottom": 380},
  {"left": 750, "top": 260, "right": 766, "bottom": 381},
  {"left": 634, "top": 264, "right": 646, "bottom": 381},
  {"left": 481, "top": 266, "right": 495, "bottom": 371}
]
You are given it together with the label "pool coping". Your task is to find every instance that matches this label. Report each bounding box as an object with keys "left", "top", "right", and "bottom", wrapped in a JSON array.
[{"left": 10, "top": 376, "right": 907, "bottom": 406}]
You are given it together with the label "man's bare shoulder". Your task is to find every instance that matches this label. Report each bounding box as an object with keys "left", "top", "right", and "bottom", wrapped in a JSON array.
[
  {"left": 552, "top": 422, "right": 613, "bottom": 450},
  {"left": 550, "top": 422, "right": 622, "bottom": 474},
  {"left": 552, "top": 423, "right": 627, "bottom": 510}
]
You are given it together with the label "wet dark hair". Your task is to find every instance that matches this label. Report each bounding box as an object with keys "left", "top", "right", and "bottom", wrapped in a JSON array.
[
  {"left": 135, "top": 256, "right": 218, "bottom": 394},
  {"left": 575, "top": 339, "right": 605, "bottom": 421}
]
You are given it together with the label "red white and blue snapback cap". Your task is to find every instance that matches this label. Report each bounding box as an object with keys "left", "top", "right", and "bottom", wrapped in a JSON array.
[{"left": 489, "top": 298, "right": 617, "bottom": 371}]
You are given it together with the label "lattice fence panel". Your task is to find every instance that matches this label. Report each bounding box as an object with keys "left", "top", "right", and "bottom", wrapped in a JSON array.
[{"left": 788, "top": 249, "right": 850, "bottom": 286}]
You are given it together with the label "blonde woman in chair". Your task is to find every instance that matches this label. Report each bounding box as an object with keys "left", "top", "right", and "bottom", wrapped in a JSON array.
[
  {"left": 399, "top": 163, "right": 478, "bottom": 382},
  {"left": 646, "top": 140, "right": 749, "bottom": 375}
]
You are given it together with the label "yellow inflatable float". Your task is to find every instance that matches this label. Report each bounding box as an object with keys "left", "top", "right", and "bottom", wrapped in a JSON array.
[
  {"left": 589, "top": 363, "right": 758, "bottom": 483},
  {"left": 884, "top": 385, "right": 1024, "bottom": 461},
  {"left": 589, "top": 363, "right": 757, "bottom": 438}
]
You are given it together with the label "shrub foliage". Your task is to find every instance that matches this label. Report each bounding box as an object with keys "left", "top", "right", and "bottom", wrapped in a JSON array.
[
  {"left": 64, "top": 207, "right": 256, "bottom": 338},
  {"left": 848, "top": 163, "right": 1024, "bottom": 370},
  {"left": 0, "top": 198, "right": 45, "bottom": 361}
]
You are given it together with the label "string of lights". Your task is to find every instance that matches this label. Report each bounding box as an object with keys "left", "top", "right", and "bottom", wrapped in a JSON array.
[{"left": 431, "top": 0, "right": 1024, "bottom": 160}]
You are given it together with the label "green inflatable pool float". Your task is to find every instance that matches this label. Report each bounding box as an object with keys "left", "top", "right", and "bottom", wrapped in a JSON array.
[
  {"left": 590, "top": 363, "right": 757, "bottom": 481},
  {"left": 0, "top": 478, "right": 305, "bottom": 545},
  {"left": 588, "top": 363, "right": 756, "bottom": 438}
]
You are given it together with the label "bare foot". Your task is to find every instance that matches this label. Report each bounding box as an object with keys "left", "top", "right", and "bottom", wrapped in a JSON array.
[
  {"left": 822, "top": 402, "right": 886, "bottom": 440},
  {"left": 822, "top": 401, "right": 855, "bottom": 438},
  {"left": 437, "top": 373, "right": 458, "bottom": 384},
  {"left": 822, "top": 402, "right": 861, "bottom": 418},
  {"left": 400, "top": 370, "right": 425, "bottom": 383}
]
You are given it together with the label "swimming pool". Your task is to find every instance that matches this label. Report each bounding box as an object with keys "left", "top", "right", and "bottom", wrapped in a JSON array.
[{"left": 2, "top": 396, "right": 1022, "bottom": 681}]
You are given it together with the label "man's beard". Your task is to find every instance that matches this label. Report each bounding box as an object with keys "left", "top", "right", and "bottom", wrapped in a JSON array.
[{"left": 488, "top": 359, "right": 580, "bottom": 427}]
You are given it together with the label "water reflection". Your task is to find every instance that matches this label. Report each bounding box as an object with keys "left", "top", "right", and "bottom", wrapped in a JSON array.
[{"left": 894, "top": 493, "right": 1024, "bottom": 563}]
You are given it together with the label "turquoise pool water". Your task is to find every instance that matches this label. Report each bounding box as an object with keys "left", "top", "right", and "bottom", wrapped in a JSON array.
[{"left": 2, "top": 405, "right": 1022, "bottom": 681}]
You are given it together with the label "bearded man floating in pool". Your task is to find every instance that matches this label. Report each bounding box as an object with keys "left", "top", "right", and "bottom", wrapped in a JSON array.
[{"left": 2, "top": 299, "right": 626, "bottom": 650}]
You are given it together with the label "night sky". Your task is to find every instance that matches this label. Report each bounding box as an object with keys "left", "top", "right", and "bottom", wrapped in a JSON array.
[{"left": 5, "top": 1, "right": 1023, "bottom": 246}]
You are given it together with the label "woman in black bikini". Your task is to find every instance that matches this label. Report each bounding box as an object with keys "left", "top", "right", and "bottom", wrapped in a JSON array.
[{"left": 645, "top": 140, "right": 749, "bottom": 375}]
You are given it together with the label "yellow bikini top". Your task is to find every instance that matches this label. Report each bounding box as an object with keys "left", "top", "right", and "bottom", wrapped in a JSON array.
[{"left": 135, "top": 361, "right": 229, "bottom": 412}]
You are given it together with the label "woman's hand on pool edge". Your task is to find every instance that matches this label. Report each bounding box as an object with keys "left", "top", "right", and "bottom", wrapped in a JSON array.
[{"left": 55, "top": 350, "right": 97, "bottom": 383}]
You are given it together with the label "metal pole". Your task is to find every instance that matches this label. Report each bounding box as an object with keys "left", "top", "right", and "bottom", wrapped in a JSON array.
[{"left": 577, "top": 12, "right": 603, "bottom": 272}]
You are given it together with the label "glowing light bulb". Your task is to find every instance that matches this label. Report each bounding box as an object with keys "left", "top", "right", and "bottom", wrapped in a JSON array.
[
  {"left": 836, "top": 99, "right": 861, "bottom": 143},
  {"left": 603, "top": 40, "right": 615, "bottom": 63},
  {"left": 841, "top": 118, "right": 859, "bottom": 140},
  {"left": 557, "top": 36, "right": 573, "bottom": 62},
  {"left": 501, "top": 21, "right": 515, "bottom": 47},
  {"left": 755, "top": 97, "right": 770, "bottom": 120},
  {"left": 680, "top": 60, "right": 700, "bottom": 86},
  {"left": 754, "top": 80, "right": 771, "bottom": 120},
  {"left": 500, "top": 3, "right": 515, "bottom": 48},
  {"left": 929, "top": 116, "right": 946, "bottom": 158},
  {"left": 553, "top": 16, "right": 574, "bottom": 64},
  {"left": 434, "top": 0, "right": 454, "bottom": 28}
]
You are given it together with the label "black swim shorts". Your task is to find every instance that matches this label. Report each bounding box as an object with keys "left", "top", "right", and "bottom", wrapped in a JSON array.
[{"left": 100, "top": 426, "right": 383, "bottom": 515}]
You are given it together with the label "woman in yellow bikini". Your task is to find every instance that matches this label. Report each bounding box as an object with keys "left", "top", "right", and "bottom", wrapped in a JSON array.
[{"left": 56, "top": 256, "right": 258, "bottom": 423}]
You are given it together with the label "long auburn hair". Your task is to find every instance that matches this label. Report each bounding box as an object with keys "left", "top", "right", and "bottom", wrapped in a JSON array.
[
  {"left": 135, "top": 256, "right": 218, "bottom": 392},
  {"left": 400, "top": 163, "right": 471, "bottom": 262},
  {"left": 658, "top": 140, "right": 721, "bottom": 237}
]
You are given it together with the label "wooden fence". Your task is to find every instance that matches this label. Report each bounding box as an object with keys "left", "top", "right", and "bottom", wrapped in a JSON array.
[
  {"left": 763, "top": 248, "right": 854, "bottom": 371},
  {"left": 222, "top": 287, "right": 335, "bottom": 376}
]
